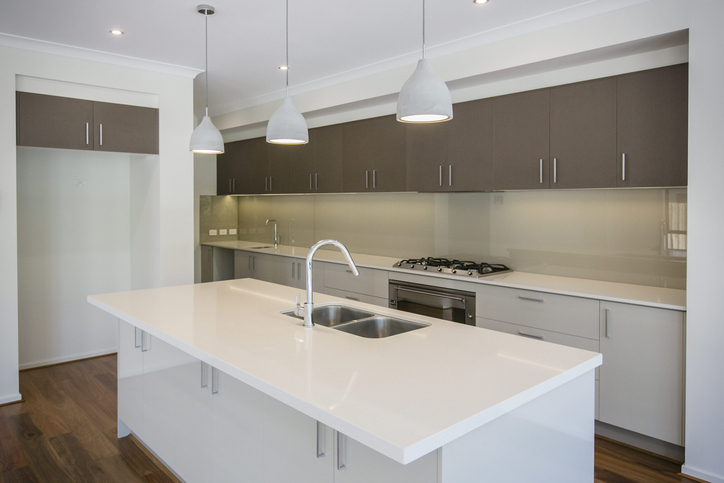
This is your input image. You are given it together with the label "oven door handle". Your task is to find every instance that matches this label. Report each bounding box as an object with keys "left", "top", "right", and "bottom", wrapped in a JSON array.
[{"left": 395, "top": 286, "right": 467, "bottom": 304}]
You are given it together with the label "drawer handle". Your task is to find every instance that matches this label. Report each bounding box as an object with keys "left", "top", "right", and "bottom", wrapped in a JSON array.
[
  {"left": 604, "top": 308, "right": 611, "bottom": 338},
  {"left": 337, "top": 432, "right": 346, "bottom": 470},
  {"left": 518, "top": 331, "right": 544, "bottom": 341},
  {"left": 518, "top": 296, "right": 544, "bottom": 303},
  {"left": 317, "top": 421, "right": 326, "bottom": 458},
  {"left": 345, "top": 296, "right": 360, "bottom": 301},
  {"left": 201, "top": 361, "right": 208, "bottom": 388},
  {"left": 211, "top": 367, "right": 219, "bottom": 395},
  {"left": 134, "top": 327, "right": 141, "bottom": 348}
]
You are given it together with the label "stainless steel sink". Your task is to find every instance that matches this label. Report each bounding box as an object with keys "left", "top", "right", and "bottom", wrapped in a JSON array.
[
  {"left": 282, "top": 305, "right": 374, "bottom": 327},
  {"left": 332, "top": 316, "right": 428, "bottom": 338}
]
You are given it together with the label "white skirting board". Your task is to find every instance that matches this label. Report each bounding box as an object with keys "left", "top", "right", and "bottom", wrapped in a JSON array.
[
  {"left": 0, "top": 393, "right": 23, "bottom": 406},
  {"left": 682, "top": 466, "right": 724, "bottom": 483},
  {"left": 18, "top": 348, "right": 117, "bottom": 370}
]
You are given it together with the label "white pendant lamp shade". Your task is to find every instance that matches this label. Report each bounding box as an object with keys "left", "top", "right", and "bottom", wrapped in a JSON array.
[
  {"left": 397, "top": 58, "right": 453, "bottom": 123},
  {"left": 190, "top": 115, "right": 224, "bottom": 154},
  {"left": 267, "top": 97, "right": 308, "bottom": 144}
]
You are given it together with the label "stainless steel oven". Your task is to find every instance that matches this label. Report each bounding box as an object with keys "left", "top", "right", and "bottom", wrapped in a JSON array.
[{"left": 389, "top": 280, "right": 476, "bottom": 325}]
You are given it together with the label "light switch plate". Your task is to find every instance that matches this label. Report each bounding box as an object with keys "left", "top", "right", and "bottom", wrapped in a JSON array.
[
  {"left": 229, "top": 229, "right": 237, "bottom": 235},
  {"left": 209, "top": 229, "right": 218, "bottom": 236},
  {"left": 219, "top": 229, "right": 228, "bottom": 235}
]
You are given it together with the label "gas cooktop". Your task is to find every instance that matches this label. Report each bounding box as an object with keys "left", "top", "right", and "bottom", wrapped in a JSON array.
[{"left": 392, "top": 257, "right": 511, "bottom": 278}]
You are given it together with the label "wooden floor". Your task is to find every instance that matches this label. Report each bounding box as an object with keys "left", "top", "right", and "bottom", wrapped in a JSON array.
[{"left": 0, "top": 355, "right": 701, "bottom": 483}]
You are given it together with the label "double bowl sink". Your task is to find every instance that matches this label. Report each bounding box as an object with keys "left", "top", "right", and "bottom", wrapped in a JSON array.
[{"left": 283, "top": 305, "right": 428, "bottom": 339}]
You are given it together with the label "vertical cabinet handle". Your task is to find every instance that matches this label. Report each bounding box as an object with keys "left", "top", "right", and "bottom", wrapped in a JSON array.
[
  {"left": 365, "top": 170, "right": 369, "bottom": 189},
  {"left": 232, "top": 179, "right": 236, "bottom": 192},
  {"left": 310, "top": 174, "right": 313, "bottom": 191},
  {"left": 372, "top": 169, "right": 377, "bottom": 189},
  {"left": 622, "top": 153, "right": 626, "bottom": 181},
  {"left": 99, "top": 123, "right": 103, "bottom": 146},
  {"left": 201, "top": 361, "right": 208, "bottom": 388},
  {"left": 604, "top": 308, "right": 611, "bottom": 338},
  {"left": 211, "top": 367, "right": 219, "bottom": 394},
  {"left": 539, "top": 159, "right": 543, "bottom": 184},
  {"left": 85, "top": 122, "right": 89, "bottom": 145},
  {"left": 316, "top": 422, "right": 326, "bottom": 458},
  {"left": 134, "top": 327, "right": 141, "bottom": 348},
  {"left": 270, "top": 176, "right": 273, "bottom": 192},
  {"left": 553, "top": 158, "right": 557, "bottom": 184},
  {"left": 291, "top": 261, "right": 295, "bottom": 279},
  {"left": 315, "top": 173, "right": 318, "bottom": 190},
  {"left": 337, "top": 432, "right": 346, "bottom": 470},
  {"left": 141, "top": 331, "right": 151, "bottom": 352},
  {"left": 439, "top": 165, "right": 442, "bottom": 187},
  {"left": 449, "top": 165, "right": 452, "bottom": 187}
]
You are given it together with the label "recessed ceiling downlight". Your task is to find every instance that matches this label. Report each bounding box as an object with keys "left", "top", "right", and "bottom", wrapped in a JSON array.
[{"left": 110, "top": 29, "right": 124, "bottom": 35}]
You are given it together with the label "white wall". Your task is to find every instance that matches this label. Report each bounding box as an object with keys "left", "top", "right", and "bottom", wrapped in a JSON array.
[
  {"left": 0, "top": 44, "right": 195, "bottom": 404},
  {"left": 683, "top": 1, "right": 724, "bottom": 482},
  {"left": 16, "top": 148, "right": 131, "bottom": 369}
]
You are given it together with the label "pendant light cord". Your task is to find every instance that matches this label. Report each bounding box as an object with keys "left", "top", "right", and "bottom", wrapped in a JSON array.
[
  {"left": 422, "top": 0, "right": 426, "bottom": 59},
  {"left": 285, "top": 0, "right": 289, "bottom": 97},
  {"left": 204, "top": 10, "right": 209, "bottom": 117}
]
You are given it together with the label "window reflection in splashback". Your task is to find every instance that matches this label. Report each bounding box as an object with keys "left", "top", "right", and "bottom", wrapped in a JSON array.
[{"left": 202, "top": 188, "right": 686, "bottom": 289}]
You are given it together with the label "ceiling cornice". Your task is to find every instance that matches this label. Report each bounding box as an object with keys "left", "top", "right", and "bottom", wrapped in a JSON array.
[{"left": 0, "top": 32, "right": 202, "bottom": 78}]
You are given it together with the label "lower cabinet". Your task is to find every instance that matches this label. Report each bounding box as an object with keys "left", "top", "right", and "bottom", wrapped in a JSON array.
[{"left": 598, "top": 302, "right": 685, "bottom": 445}]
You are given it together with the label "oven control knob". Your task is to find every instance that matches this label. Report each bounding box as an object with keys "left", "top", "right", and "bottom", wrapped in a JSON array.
[
  {"left": 409, "top": 264, "right": 415, "bottom": 269},
  {"left": 423, "top": 266, "right": 428, "bottom": 270},
  {"left": 437, "top": 267, "right": 442, "bottom": 272},
  {"left": 451, "top": 269, "right": 457, "bottom": 274},
  {"left": 467, "top": 271, "right": 474, "bottom": 276}
]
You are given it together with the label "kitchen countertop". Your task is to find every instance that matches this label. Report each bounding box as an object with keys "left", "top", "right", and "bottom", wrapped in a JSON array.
[
  {"left": 201, "top": 240, "right": 687, "bottom": 311},
  {"left": 88, "top": 278, "right": 601, "bottom": 464}
]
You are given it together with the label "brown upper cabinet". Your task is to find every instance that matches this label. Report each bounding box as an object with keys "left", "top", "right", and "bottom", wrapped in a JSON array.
[
  {"left": 549, "top": 77, "right": 617, "bottom": 189},
  {"left": 16, "top": 92, "right": 159, "bottom": 155},
  {"left": 494, "top": 88, "right": 551, "bottom": 190},
  {"left": 616, "top": 63, "right": 688, "bottom": 188},
  {"left": 344, "top": 116, "right": 406, "bottom": 192}
]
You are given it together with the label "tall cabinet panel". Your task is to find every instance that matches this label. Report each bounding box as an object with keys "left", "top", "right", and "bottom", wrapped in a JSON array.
[
  {"left": 117, "top": 321, "right": 144, "bottom": 438},
  {"left": 494, "top": 89, "right": 550, "bottom": 190},
  {"left": 616, "top": 63, "right": 688, "bottom": 187},
  {"left": 446, "top": 98, "right": 495, "bottom": 191},
  {"left": 550, "top": 77, "right": 617, "bottom": 189},
  {"left": 16, "top": 92, "right": 94, "bottom": 150}
]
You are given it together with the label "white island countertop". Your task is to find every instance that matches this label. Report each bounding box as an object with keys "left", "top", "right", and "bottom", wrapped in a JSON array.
[
  {"left": 202, "top": 240, "right": 687, "bottom": 311},
  {"left": 89, "top": 278, "right": 601, "bottom": 464}
]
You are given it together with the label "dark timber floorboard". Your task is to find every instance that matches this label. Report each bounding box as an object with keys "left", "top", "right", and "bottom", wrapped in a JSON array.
[{"left": 0, "top": 354, "right": 702, "bottom": 482}]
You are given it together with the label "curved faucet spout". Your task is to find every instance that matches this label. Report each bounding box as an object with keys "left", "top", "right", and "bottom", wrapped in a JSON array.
[{"left": 299, "top": 239, "right": 359, "bottom": 328}]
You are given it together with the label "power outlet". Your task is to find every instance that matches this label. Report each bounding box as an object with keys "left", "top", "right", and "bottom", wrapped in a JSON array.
[
  {"left": 73, "top": 179, "right": 87, "bottom": 189},
  {"left": 219, "top": 229, "right": 228, "bottom": 235},
  {"left": 229, "top": 229, "right": 237, "bottom": 235},
  {"left": 209, "top": 229, "right": 218, "bottom": 236}
]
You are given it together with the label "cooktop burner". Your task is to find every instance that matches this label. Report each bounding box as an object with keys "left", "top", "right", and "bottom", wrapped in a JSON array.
[{"left": 393, "top": 257, "right": 511, "bottom": 278}]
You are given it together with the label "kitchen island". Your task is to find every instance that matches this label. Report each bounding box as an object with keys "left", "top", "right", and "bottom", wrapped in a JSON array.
[{"left": 89, "top": 278, "right": 601, "bottom": 482}]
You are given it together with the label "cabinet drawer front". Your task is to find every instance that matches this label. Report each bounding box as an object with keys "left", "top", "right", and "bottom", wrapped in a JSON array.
[
  {"left": 322, "top": 287, "right": 388, "bottom": 308},
  {"left": 323, "top": 263, "right": 388, "bottom": 298},
  {"left": 476, "top": 285, "right": 599, "bottom": 339},
  {"left": 477, "top": 317, "right": 600, "bottom": 380}
]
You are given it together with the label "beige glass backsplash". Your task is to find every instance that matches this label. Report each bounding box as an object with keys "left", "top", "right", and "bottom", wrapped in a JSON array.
[{"left": 201, "top": 189, "right": 686, "bottom": 289}]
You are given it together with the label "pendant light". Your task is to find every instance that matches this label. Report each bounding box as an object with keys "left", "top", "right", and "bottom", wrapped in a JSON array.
[
  {"left": 190, "top": 4, "right": 224, "bottom": 154},
  {"left": 266, "top": 0, "right": 309, "bottom": 145},
  {"left": 396, "top": 0, "right": 453, "bottom": 123}
]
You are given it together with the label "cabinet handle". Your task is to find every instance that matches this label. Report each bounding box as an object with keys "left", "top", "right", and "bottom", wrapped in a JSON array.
[
  {"left": 292, "top": 261, "right": 295, "bottom": 279},
  {"left": 553, "top": 158, "right": 557, "bottom": 184},
  {"left": 604, "top": 308, "right": 611, "bottom": 338},
  {"left": 449, "top": 165, "right": 452, "bottom": 186},
  {"left": 337, "top": 432, "right": 346, "bottom": 470},
  {"left": 310, "top": 174, "right": 313, "bottom": 191},
  {"left": 270, "top": 176, "right": 273, "bottom": 191},
  {"left": 201, "top": 361, "right": 208, "bottom": 388},
  {"left": 315, "top": 173, "right": 318, "bottom": 190},
  {"left": 372, "top": 169, "right": 377, "bottom": 189},
  {"left": 518, "top": 295, "right": 544, "bottom": 303},
  {"left": 265, "top": 176, "right": 268, "bottom": 192},
  {"left": 345, "top": 296, "right": 360, "bottom": 301},
  {"left": 141, "top": 331, "right": 151, "bottom": 352},
  {"left": 85, "top": 122, "right": 89, "bottom": 145},
  {"left": 518, "top": 331, "right": 544, "bottom": 341},
  {"left": 211, "top": 367, "right": 219, "bottom": 394},
  {"left": 229, "top": 179, "right": 232, "bottom": 193},
  {"left": 622, "top": 153, "right": 626, "bottom": 181},
  {"left": 316, "top": 422, "right": 326, "bottom": 458},
  {"left": 439, "top": 165, "right": 443, "bottom": 187},
  {"left": 99, "top": 123, "right": 103, "bottom": 146},
  {"left": 298, "top": 262, "right": 303, "bottom": 280},
  {"left": 134, "top": 327, "right": 141, "bottom": 348},
  {"left": 365, "top": 170, "right": 369, "bottom": 189},
  {"left": 232, "top": 179, "right": 236, "bottom": 192},
  {"left": 539, "top": 159, "right": 543, "bottom": 184}
]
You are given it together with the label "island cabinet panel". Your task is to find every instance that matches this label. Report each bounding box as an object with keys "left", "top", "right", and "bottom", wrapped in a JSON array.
[
  {"left": 92, "top": 101, "right": 159, "bottom": 154},
  {"left": 173, "top": 351, "right": 214, "bottom": 483},
  {"left": 598, "top": 302, "right": 685, "bottom": 445},
  {"left": 16, "top": 92, "right": 159, "bottom": 154},
  {"left": 616, "top": 63, "right": 688, "bottom": 188},
  {"left": 446, "top": 97, "right": 495, "bottom": 192},
  {"left": 549, "top": 77, "right": 617, "bottom": 189},
  {"left": 343, "top": 116, "right": 406, "bottom": 193},
  {"left": 16, "top": 92, "right": 94, "bottom": 150},
  {"left": 494, "top": 88, "right": 550, "bottom": 190},
  {"left": 117, "top": 321, "right": 144, "bottom": 438},
  {"left": 335, "top": 433, "right": 438, "bottom": 483}
]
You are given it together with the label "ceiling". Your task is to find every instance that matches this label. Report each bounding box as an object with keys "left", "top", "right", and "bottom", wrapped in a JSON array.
[{"left": 0, "top": 0, "right": 649, "bottom": 117}]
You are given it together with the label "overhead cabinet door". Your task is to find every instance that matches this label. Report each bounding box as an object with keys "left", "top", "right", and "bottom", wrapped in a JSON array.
[
  {"left": 616, "top": 63, "right": 688, "bottom": 188},
  {"left": 494, "top": 89, "right": 550, "bottom": 190},
  {"left": 549, "top": 77, "right": 617, "bottom": 189},
  {"left": 93, "top": 101, "right": 159, "bottom": 154},
  {"left": 446, "top": 98, "right": 495, "bottom": 191},
  {"left": 16, "top": 92, "right": 94, "bottom": 151}
]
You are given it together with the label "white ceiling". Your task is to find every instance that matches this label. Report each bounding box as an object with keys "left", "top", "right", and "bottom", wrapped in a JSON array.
[{"left": 0, "top": 0, "right": 649, "bottom": 117}]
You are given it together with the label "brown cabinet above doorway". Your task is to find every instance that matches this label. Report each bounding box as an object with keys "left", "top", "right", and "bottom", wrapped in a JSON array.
[{"left": 16, "top": 92, "right": 159, "bottom": 155}]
